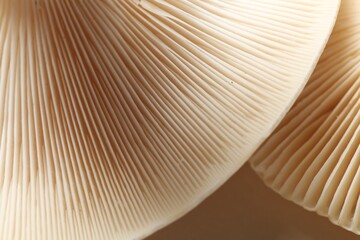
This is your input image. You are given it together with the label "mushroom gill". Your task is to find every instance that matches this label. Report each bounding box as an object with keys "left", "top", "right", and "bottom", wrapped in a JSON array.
[
  {"left": 0, "top": 0, "right": 339, "bottom": 239},
  {"left": 251, "top": 0, "right": 360, "bottom": 234}
]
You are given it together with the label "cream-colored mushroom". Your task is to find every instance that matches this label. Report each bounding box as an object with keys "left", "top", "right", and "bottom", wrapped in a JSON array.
[
  {"left": 251, "top": 0, "right": 360, "bottom": 234},
  {"left": 0, "top": 0, "right": 339, "bottom": 239}
]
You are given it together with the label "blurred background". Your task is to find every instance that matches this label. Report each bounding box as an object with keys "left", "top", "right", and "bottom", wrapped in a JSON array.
[{"left": 148, "top": 164, "right": 358, "bottom": 240}]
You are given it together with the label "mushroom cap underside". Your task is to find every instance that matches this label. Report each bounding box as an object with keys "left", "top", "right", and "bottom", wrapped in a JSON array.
[
  {"left": 0, "top": 0, "right": 340, "bottom": 239},
  {"left": 251, "top": 0, "right": 360, "bottom": 234}
]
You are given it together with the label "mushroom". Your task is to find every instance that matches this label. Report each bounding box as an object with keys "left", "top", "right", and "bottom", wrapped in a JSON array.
[
  {"left": 251, "top": 0, "right": 360, "bottom": 234},
  {"left": 0, "top": 0, "right": 339, "bottom": 239}
]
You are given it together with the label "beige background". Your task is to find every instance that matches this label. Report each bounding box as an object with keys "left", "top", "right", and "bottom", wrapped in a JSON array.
[{"left": 148, "top": 164, "right": 358, "bottom": 240}]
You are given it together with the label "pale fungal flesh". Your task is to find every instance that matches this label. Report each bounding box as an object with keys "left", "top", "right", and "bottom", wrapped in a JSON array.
[
  {"left": 0, "top": 0, "right": 340, "bottom": 239},
  {"left": 251, "top": 0, "right": 360, "bottom": 234}
]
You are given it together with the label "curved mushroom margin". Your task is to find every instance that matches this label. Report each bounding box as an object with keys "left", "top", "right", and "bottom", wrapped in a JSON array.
[
  {"left": 251, "top": 0, "right": 360, "bottom": 235},
  {"left": 0, "top": 1, "right": 340, "bottom": 240}
]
